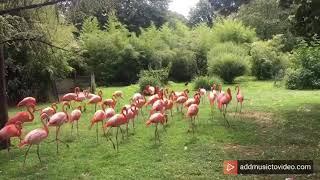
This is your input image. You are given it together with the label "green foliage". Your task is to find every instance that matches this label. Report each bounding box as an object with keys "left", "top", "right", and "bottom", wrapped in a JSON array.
[
  {"left": 212, "top": 19, "right": 257, "bottom": 44},
  {"left": 170, "top": 50, "right": 197, "bottom": 82},
  {"left": 193, "top": 76, "right": 222, "bottom": 90},
  {"left": 237, "top": 0, "right": 292, "bottom": 40},
  {"left": 81, "top": 14, "right": 140, "bottom": 85},
  {"left": 189, "top": 0, "right": 215, "bottom": 27},
  {"left": 138, "top": 76, "right": 160, "bottom": 92},
  {"left": 208, "top": 42, "right": 250, "bottom": 83},
  {"left": 285, "top": 42, "right": 320, "bottom": 89},
  {"left": 139, "top": 68, "right": 170, "bottom": 85},
  {"left": 250, "top": 37, "right": 289, "bottom": 80}
]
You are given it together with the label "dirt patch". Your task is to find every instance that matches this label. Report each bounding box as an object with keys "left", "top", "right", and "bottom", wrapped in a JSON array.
[
  {"left": 230, "top": 111, "right": 275, "bottom": 127},
  {"left": 223, "top": 143, "right": 264, "bottom": 156}
]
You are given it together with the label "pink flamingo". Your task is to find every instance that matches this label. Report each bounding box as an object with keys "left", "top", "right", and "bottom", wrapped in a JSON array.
[
  {"left": 19, "top": 113, "right": 49, "bottom": 165},
  {"left": 103, "top": 107, "right": 129, "bottom": 151},
  {"left": 184, "top": 93, "right": 200, "bottom": 108},
  {"left": 198, "top": 88, "right": 206, "bottom": 104},
  {"left": 143, "top": 85, "right": 156, "bottom": 96},
  {"left": 235, "top": 86, "right": 244, "bottom": 113},
  {"left": 88, "top": 90, "right": 103, "bottom": 112},
  {"left": 146, "top": 112, "right": 167, "bottom": 143},
  {"left": 69, "top": 106, "right": 82, "bottom": 136},
  {"left": 17, "top": 97, "right": 36, "bottom": 108},
  {"left": 0, "top": 122, "right": 23, "bottom": 152},
  {"left": 90, "top": 109, "right": 106, "bottom": 142},
  {"left": 6, "top": 106, "right": 35, "bottom": 125},
  {"left": 150, "top": 98, "right": 165, "bottom": 115},
  {"left": 218, "top": 88, "right": 232, "bottom": 127},
  {"left": 113, "top": 90, "right": 124, "bottom": 100},
  {"left": 47, "top": 102, "right": 70, "bottom": 153},
  {"left": 41, "top": 103, "right": 58, "bottom": 121},
  {"left": 176, "top": 92, "right": 188, "bottom": 112},
  {"left": 187, "top": 104, "right": 199, "bottom": 134},
  {"left": 103, "top": 97, "right": 117, "bottom": 109},
  {"left": 164, "top": 94, "right": 174, "bottom": 119}
]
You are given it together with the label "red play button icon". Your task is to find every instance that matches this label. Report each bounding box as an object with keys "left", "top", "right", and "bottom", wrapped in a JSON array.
[{"left": 224, "top": 160, "right": 238, "bottom": 175}]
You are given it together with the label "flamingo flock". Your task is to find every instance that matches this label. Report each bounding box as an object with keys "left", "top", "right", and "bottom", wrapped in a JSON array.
[{"left": 0, "top": 84, "right": 244, "bottom": 165}]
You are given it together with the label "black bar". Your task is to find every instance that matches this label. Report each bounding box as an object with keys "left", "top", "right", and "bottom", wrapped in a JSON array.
[{"left": 238, "top": 160, "right": 313, "bottom": 174}]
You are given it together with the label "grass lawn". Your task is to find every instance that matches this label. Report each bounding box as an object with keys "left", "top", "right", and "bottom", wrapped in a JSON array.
[{"left": 0, "top": 79, "right": 319, "bottom": 179}]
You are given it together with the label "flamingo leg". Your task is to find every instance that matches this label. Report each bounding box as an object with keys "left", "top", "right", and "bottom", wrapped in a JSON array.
[
  {"left": 71, "top": 123, "right": 74, "bottom": 136},
  {"left": 224, "top": 105, "right": 230, "bottom": 127},
  {"left": 23, "top": 145, "right": 32, "bottom": 166},
  {"left": 36, "top": 144, "right": 41, "bottom": 163},
  {"left": 126, "top": 123, "right": 129, "bottom": 138},
  {"left": 104, "top": 127, "right": 116, "bottom": 150},
  {"left": 116, "top": 127, "right": 119, "bottom": 152},
  {"left": 240, "top": 102, "right": 243, "bottom": 113},
  {"left": 119, "top": 127, "right": 125, "bottom": 140},
  {"left": 56, "top": 126, "right": 59, "bottom": 154},
  {"left": 76, "top": 121, "right": 79, "bottom": 137},
  {"left": 96, "top": 123, "right": 99, "bottom": 143},
  {"left": 154, "top": 124, "right": 158, "bottom": 143}
]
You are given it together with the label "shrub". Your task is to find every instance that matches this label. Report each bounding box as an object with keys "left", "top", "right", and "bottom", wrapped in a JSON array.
[
  {"left": 285, "top": 43, "right": 320, "bottom": 89},
  {"left": 208, "top": 42, "right": 250, "bottom": 83},
  {"left": 250, "top": 40, "right": 288, "bottom": 80},
  {"left": 169, "top": 49, "right": 197, "bottom": 82},
  {"left": 212, "top": 18, "right": 257, "bottom": 44},
  {"left": 193, "top": 76, "right": 223, "bottom": 90},
  {"left": 138, "top": 76, "right": 161, "bottom": 92},
  {"left": 139, "top": 68, "right": 170, "bottom": 85}
]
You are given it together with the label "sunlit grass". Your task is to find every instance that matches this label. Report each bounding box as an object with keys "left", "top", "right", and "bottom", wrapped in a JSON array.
[{"left": 0, "top": 79, "right": 320, "bottom": 179}]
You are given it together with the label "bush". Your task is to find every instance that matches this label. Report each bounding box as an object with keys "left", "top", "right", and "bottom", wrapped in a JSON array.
[
  {"left": 212, "top": 18, "right": 257, "bottom": 44},
  {"left": 208, "top": 42, "right": 250, "bottom": 83},
  {"left": 139, "top": 68, "right": 170, "bottom": 85},
  {"left": 193, "top": 76, "right": 223, "bottom": 90},
  {"left": 138, "top": 76, "right": 161, "bottom": 92},
  {"left": 169, "top": 49, "right": 197, "bottom": 82},
  {"left": 285, "top": 43, "right": 320, "bottom": 89},
  {"left": 250, "top": 40, "right": 288, "bottom": 80}
]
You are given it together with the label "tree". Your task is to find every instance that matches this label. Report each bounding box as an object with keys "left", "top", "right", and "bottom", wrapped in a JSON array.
[
  {"left": 0, "top": 0, "right": 72, "bottom": 149},
  {"left": 189, "top": 0, "right": 215, "bottom": 27},
  {"left": 208, "top": 0, "right": 251, "bottom": 16},
  {"left": 236, "top": 0, "right": 292, "bottom": 40},
  {"left": 64, "top": 0, "right": 170, "bottom": 33}
]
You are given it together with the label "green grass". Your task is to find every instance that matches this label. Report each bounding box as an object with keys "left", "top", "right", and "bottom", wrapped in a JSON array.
[{"left": 0, "top": 79, "right": 320, "bottom": 179}]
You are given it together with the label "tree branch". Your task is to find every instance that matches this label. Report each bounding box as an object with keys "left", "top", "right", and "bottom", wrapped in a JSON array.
[
  {"left": 0, "top": 0, "right": 72, "bottom": 15},
  {"left": 0, "top": 37, "right": 69, "bottom": 51}
]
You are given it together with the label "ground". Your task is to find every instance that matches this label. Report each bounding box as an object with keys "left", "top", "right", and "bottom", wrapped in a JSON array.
[{"left": 0, "top": 78, "right": 319, "bottom": 179}]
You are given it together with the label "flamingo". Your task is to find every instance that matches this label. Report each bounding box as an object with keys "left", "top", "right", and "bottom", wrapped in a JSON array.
[
  {"left": 122, "top": 105, "right": 137, "bottom": 136},
  {"left": 0, "top": 122, "right": 22, "bottom": 152},
  {"left": 88, "top": 90, "right": 103, "bottom": 112},
  {"left": 176, "top": 92, "right": 188, "bottom": 113},
  {"left": 146, "top": 112, "right": 167, "bottom": 143},
  {"left": 198, "top": 88, "right": 206, "bottom": 104},
  {"left": 132, "top": 93, "right": 144, "bottom": 102},
  {"left": 103, "top": 97, "right": 117, "bottom": 109},
  {"left": 75, "top": 88, "right": 88, "bottom": 112},
  {"left": 218, "top": 88, "right": 232, "bottom": 127},
  {"left": 6, "top": 106, "right": 35, "bottom": 125},
  {"left": 145, "top": 94, "right": 160, "bottom": 106},
  {"left": 133, "top": 96, "right": 146, "bottom": 116},
  {"left": 235, "top": 86, "right": 244, "bottom": 113},
  {"left": 113, "top": 90, "right": 124, "bottom": 100},
  {"left": 150, "top": 99, "right": 165, "bottom": 115},
  {"left": 19, "top": 113, "right": 49, "bottom": 165},
  {"left": 184, "top": 93, "right": 200, "bottom": 108},
  {"left": 143, "top": 85, "right": 156, "bottom": 96},
  {"left": 164, "top": 94, "right": 174, "bottom": 118},
  {"left": 103, "top": 107, "right": 129, "bottom": 151},
  {"left": 47, "top": 101, "right": 70, "bottom": 154},
  {"left": 17, "top": 97, "right": 36, "bottom": 108},
  {"left": 69, "top": 106, "right": 82, "bottom": 136},
  {"left": 62, "top": 88, "right": 78, "bottom": 106},
  {"left": 90, "top": 109, "right": 106, "bottom": 142},
  {"left": 187, "top": 104, "right": 199, "bottom": 134},
  {"left": 41, "top": 103, "right": 58, "bottom": 121}
]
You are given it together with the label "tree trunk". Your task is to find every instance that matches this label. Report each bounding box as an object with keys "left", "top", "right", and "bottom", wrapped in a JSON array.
[{"left": 0, "top": 45, "right": 9, "bottom": 149}]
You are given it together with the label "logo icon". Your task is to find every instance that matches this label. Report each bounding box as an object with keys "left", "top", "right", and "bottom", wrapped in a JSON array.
[{"left": 224, "top": 160, "right": 238, "bottom": 175}]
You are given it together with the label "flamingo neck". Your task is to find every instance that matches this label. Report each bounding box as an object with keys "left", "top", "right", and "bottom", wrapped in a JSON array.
[
  {"left": 27, "top": 106, "right": 34, "bottom": 121},
  {"left": 41, "top": 114, "right": 49, "bottom": 133}
]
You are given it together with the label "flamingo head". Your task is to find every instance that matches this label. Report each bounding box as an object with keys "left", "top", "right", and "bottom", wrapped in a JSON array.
[
  {"left": 98, "top": 90, "right": 103, "bottom": 97},
  {"left": 212, "top": 84, "right": 216, "bottom": 90}
]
